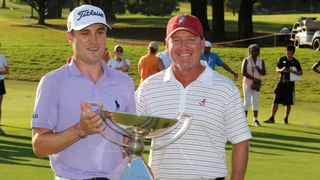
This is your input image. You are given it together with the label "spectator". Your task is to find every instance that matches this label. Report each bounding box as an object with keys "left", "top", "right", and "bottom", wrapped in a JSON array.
[
  {"left": 312, "top": 61, "right": 320, "bottom": 73},
  {"left": 31, "top": 5, "right": 136, "bottom": 180},
  {"left": 107, "top": 45, "right": 130, "bottom": 73},
  {"left": 0, "top": 43, "right": 9, "bottom": 135},
  {"left": 264, "top": 45, "right": 303, "bottom": 124},
  {"left": 201, "top": 41, "right": 239, "bottom": 80},
  {"left": 241, "top": 44, "right": 266, "bottom": 127},
  {"left": 102, "top": 47, "right": 110, "bottom": 63},
  {"left": 156, "top": 49, "right": 171, "bottom": 68},
  {"left": 136, "top": 14, "right": 251, "bottom": 180},
  {"left": 138, "top": 41, "right": 164, "bottom": 83}
]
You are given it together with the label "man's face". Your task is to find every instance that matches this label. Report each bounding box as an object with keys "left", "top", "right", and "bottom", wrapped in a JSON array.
[
  {"left": 286, "top": 50, "right": 294, "bottom": 60},
  {"left": 67, "top": 23, "right": 107, "bottom": 64},
  {"left": 167, "top": 30, "right": 204, "bottom": 72},
  {"left": 250, "top": 48, "right": 259, "bottom": 58},
  {"left": 114, "top": 47, "right": 124, "bottom": 59},
  {"left": 204, "top": 47, "right": 211, "bottom": 54}
]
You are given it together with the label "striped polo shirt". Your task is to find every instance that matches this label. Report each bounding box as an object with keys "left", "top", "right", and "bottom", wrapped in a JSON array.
[{"left": 135, "top": 62, "right": 252, "bottom": 179}]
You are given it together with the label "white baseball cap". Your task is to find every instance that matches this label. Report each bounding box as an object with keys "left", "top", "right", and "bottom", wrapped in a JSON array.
[
  {"left": 67, "top": 5, "right": 111, "bottom": 32},
  {"left": 148, "top": 41, "right": 158, "bottom": 49},
  {"left": 205, "top": 41, "right": 212, "bottom": 48},
  {"left": 114, "top": 44, "right": 124, "bottom": 52}
]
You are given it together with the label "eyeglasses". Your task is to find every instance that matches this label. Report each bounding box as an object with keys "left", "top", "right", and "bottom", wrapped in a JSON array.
[
  {"left": 251, "top": 50, "right": 259, "bottom": 52},
  {"left": 116, "top": 49, "right": 123, "bottom": 53}
]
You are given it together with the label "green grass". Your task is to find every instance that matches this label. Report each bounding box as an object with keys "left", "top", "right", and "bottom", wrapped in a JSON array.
[{"left": 0, "top": 1, "right": 320, "bottom": 179}]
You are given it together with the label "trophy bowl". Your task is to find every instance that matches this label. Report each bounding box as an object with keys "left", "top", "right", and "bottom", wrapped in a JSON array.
[{"left": 89, "top": 103, "right": 192, "bottom": 180}]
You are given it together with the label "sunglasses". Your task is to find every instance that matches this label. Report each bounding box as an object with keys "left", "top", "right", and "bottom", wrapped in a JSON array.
[{"left": 116, "top": 49, "right": 123, "bottom": 53}]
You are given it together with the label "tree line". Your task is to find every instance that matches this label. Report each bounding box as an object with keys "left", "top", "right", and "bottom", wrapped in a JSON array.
[{"left": 2, "top": 0, "right": 320, "bottom": 41}]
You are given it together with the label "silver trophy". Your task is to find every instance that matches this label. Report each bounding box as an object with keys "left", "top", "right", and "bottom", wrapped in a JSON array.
[{"left": 90, "top": 103, "right": 192, "bottom": 180}]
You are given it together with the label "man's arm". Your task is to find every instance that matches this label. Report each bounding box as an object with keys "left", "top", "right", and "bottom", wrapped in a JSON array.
[
  {"left": 0, "top": 65, "right": 9, "bottom": 75},
  {"left": 32, "top": 103, "right": 106, "bottom": 158},
  {"left": 222, "top": 63, "right": 239, "bottom": 80},
  {"left": 231, "top": 140, "right": 249, "bottom": 180},
  {"left": 120, "top": 59, "right": 130, "bottom": 72}
]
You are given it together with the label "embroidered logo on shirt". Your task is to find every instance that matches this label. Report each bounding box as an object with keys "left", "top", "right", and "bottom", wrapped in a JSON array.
[
  {"left": 199, "top": 99, "right": 206, "bottom": 106},
  {"left": 32, "top": 113, "right": 38, "bottom": 119},
  {"left": 115, "top": 100, "right": 120, "bottom": 110}
]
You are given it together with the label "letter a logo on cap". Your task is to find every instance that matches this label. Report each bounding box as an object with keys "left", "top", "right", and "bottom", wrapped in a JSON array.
[{"left": 178, "top": 16, "right": 185, "bottom": 25}]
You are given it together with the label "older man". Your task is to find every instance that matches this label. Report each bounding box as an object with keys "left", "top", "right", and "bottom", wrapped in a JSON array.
[{"left": 136, "top": 14, "right": 252, "bottom": 180}]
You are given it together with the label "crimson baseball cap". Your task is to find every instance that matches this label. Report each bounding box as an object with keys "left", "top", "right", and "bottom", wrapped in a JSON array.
[
  {"left": 67, "top": 5, "right": 111, "bottom": 32},
  {"left": 166, "top": 14, "right": 203, "bottom": 39}
]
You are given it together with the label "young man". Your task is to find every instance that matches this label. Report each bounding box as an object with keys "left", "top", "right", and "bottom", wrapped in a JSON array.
[
  {"left": 201, "top": 40, "right": 239, "bottom": 80},
  {"left": 0, "top": 43, "right": 9, "bottom": 135},
  {"left": 264, "top": 45, "right": 302, "bottom": 124},
  {"left": 31, "top": 5, "right": 135, "bottom": 180},
  {"left": 136, "top": 14, "right": 252, "bottom": 180},
  {"left": 138, "top": 41, "right": 164, "bottom": 83}
]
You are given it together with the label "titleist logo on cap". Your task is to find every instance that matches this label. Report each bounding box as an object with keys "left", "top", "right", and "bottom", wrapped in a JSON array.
[{"left": 77, "top": 10, "right": 104, "bottom": 21}]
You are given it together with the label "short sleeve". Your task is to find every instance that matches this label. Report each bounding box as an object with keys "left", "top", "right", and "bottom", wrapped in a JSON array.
[{"left": 31, "top": 77, "right": 58, "bottom": 130}]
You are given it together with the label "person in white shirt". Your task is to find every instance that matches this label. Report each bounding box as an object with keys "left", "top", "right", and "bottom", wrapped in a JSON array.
[
  {"left": 241, "top": 44, "right": 266, "bottom": 127},
  {"left": 156, "top": 49, "right": 171, "bottom": 69},
  {"left": 107, "top": 45, "right": 130, "bottom": 73},
  {"left": 136, "top": 14, "right": 251, "bottom": 180},
  {"left": 0, "top": 43, "right": 9, "bottom": 135}
]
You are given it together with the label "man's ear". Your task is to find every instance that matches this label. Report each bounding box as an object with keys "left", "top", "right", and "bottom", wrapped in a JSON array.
[
  {"left": 201, "top": 39, "right": 205, "bottom": 52},
  {"left": 66, "top": 31, "right": 74, "bottom": 43},
  {"left": 165, "top": 39, "right": 169, "bottom": 49}
]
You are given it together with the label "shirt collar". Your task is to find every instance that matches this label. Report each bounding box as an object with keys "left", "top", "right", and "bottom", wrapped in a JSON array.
[
  {"left": 163, "top": 60, "right": 215, "bottom": 85},
  {"left": 68, "top": 58, "right": 109, "bottom": 78}
]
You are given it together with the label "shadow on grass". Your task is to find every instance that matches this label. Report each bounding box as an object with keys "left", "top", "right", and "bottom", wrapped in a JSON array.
[
  {"left": 262, "top": 125, "right": 320, "bottom": 136},
  {"left": 0, "top": 134, "right": 50, "bottom": 169},
  {"left": 250, "top": 131, "right": 320, "bottom": 155},
  {"left": 2, "top": 124, "right": 32, "bottom": 131}
]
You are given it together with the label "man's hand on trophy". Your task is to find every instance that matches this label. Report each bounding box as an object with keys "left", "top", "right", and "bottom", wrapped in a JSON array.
[
  {"left": 79, "top": 102, "right": 107, "bottom": 136},
  {"left": 103, "top": 111, "right": 114, "bottom": 120}
]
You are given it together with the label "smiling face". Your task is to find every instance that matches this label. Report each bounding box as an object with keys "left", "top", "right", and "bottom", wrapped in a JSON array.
[
  {"left": 114, "top": 46, "right": 124, "bottom": 60},
  {"left": 67, "top": 23, "right": 107, "bottom": 65},
  {"left": 166, "top": 30, "right": 205, "bottom": 74}
]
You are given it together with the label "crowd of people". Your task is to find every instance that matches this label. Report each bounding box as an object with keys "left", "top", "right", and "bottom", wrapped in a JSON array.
[{"left": 0, "top": 4, "right": 318, "bottom": 180}]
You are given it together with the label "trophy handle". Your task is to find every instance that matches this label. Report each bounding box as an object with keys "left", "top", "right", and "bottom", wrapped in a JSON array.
[
  {"left": 147, "top": 113, "right": 192, "bottom": 150},
  {"left": 99, "top": 127, "right": 129, "bottom": 148}
]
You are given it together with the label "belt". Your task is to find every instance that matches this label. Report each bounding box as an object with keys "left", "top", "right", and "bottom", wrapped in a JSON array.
[{"left": 215, "top": 177, "right": 226, "bottom": 180}]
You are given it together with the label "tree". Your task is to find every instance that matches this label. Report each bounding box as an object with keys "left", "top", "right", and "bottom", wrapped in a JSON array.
[
  {"left": 190, "top": 0, "right": 210, "bottom": 31},
  {"left": 83, "top": 0, "right": 132, "bottom": 21},
  {"left": 211, "top": 0, "right": 225, "bottom": 40},
  {"left": 23, "top": 0, "right": 49, "bottom": 25},
  {"left": 225, "top": 0, "right": 241, "bottom": 16},
  {"left": 127, "top": 0, "right": 177, "bottom": 16},
  {"left": 2, "top": 0, "right": 6, "bottom": 8},
  {"left": 46, "top": 0, "right": 64, "bottom": 18},
  {"left": 238, "top": 0, "right": 256, "bottom": 40}
]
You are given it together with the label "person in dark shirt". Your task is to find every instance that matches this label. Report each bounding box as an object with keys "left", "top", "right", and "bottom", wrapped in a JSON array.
[{"left": 264, "top": 45, "right": 303, "bottom": 124}]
